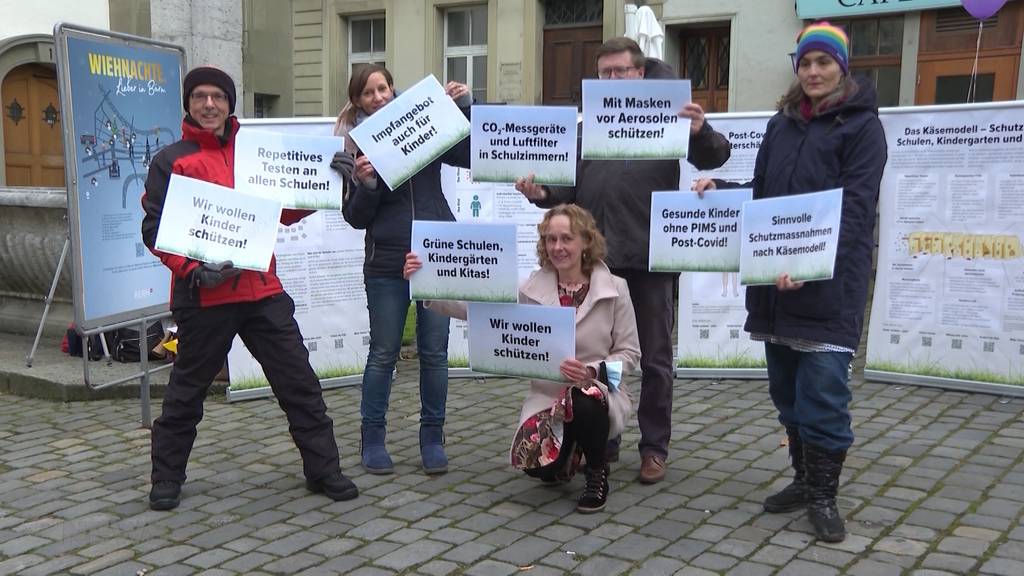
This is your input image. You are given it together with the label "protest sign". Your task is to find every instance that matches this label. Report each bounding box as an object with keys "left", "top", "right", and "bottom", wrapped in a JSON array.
[
  {"left": 468, "top": 303, "right": 575, "bottom": 381},
  {"left": 739, "top": 188, "right": 842, "bottom": 285},
  {"left": 348, "top": 75, "right": 470, "bottom": 190},
  {"left": 155, "top": 174, "right": 282, "bottom": 272},
  {"left": 582, "top": 79, "right": 691, "bottom": 159},
  {"left": 650, "top": 189, "right": 751, "bottom": 272},
  {"left": 411, "top": 220, "right": 518, "bottom": 302},
  {"left": 234, "top": 129, "right": 344, "bottom": 209},
  {"left": 470, "top": 105, "right": 577, "bottom": 185}
]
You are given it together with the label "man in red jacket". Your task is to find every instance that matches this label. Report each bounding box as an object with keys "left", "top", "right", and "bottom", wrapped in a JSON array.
[{"left": 141, "top": 66, "right": 357, "bottom": 510}]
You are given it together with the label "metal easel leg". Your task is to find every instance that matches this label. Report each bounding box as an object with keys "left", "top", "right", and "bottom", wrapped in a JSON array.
[
  {"left": 26, "top": 237, "right": 69, "bottom": 368},
  {"left": 99, "top": 332, "right": 112, "bottom": 366}
]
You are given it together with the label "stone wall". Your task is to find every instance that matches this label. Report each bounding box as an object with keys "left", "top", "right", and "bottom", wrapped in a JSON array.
[
  {"left": 151, "top": 0, "right": 243, "bottom": 99},
  {"left": 0, "top": 188, "right": 72, "bottom": 336}
]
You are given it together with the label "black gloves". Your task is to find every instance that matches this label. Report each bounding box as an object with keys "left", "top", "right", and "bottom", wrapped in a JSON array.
[
  {"left": 190, "top": 261, "right": 242, "bottom": 288},
  {"left": 330, "top": 151, "right": 355, "bottom": 181}
]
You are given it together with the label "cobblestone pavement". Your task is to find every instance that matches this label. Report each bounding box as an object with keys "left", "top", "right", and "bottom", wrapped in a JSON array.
[{"left": 2, "top": 363, "right": 1023, "bottom": 575}]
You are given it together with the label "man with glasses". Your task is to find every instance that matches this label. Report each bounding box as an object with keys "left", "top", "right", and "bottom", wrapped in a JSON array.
[
  {"left": 517, "top": 37, "right": 731, "bottom": 484},
  {"left": 141, "top": 66, "right": 358, "bottom": 510}
]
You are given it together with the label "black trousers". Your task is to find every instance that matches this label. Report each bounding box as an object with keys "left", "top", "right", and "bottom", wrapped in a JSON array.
[
  {"left": 151, "top": 293, "right": 341, "bottom": 484},
  {"left": 609, "top": 268, "right": 676, "bottom": 459},
  {"left": 527, "top": 388, "right": 610, "bottom": 479}
]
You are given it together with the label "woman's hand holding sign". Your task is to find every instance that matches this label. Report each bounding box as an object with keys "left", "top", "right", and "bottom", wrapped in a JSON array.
[
  {"left": 560, "top": 358, "right": 597, "bottom": 384},
  {"left": 444, "top": 81, "right": 470, "bottom": 102},
  {"left": 403, "top": 252, "right": 422, "bottom": 280},
  {"left": 679, "top": 102, "right": 706, "bottom": 135},
  {"left": 354, "top": 155, "right": 379, "bottom": 186}
]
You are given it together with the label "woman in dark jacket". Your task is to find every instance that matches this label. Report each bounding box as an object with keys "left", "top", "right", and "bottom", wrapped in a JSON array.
[
  {"left": 696, "top": 22, "right": 886, "bottom": 543},
  {"left": 332, "top": 65, "right": 472, "bottom": 476}
]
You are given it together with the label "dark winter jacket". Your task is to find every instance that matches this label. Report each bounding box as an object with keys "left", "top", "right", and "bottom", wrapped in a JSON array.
[
  {"left": 739, "top": 77, "right": 886, "bottom": 350},
  {"left": 141, "top": 116, "right": 312, "bottom": 309},
  {"left": 341, "top": 100, "right": 472, "bottom": 278},
  {"left": 537, "top": 58, "right": 731, "bottom": 270}
]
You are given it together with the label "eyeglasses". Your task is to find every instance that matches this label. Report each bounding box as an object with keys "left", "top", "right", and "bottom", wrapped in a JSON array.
[
  {"left": 597, "top": 65, "right": 638, "bottom": 79},
  {"left": 190, "top": 91, "right": 228, "bottom": 104}
]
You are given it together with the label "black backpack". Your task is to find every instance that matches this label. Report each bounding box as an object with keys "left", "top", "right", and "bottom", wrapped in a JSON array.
[
  {"left": 112, "top": 322, "right": 164, "bottom": 363},
  {"left": 66, "top": 327, "right": 104, "bottom": 361}
]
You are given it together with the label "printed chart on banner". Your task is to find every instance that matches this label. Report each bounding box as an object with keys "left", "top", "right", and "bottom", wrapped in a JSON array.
[
  {"left": 677, "top": 273, "right": 765, "bottom": 371},
  {"left": 441, "top": 166, "right": 546, "bottom": 370},
  {"left": 227, "top": 209, "right": 370, "bottom": 394},
  {"left": 226, "top": 119, "right": 370, "bottom": 399},
  {"left": 676, "top": 113, "right": 772, "bottom": 375},
  {"left": 867, "top": 103, "right": 1024, "bottom": 393}
]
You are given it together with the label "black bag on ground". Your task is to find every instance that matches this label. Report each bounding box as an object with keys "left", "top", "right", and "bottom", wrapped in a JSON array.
[
  {"left": 112, "top": 322, "right": 163, "bottom": 363},
  {"left": 67, "top": 328, "right": 105, "bottom": 361}
]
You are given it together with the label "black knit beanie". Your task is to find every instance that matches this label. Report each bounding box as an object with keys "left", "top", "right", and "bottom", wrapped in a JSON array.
[{"left": 183, "top": 66, "right": 236, "bottom": 114}]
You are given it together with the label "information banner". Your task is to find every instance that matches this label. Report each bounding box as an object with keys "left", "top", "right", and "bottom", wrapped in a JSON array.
[
  {"left": 581, "top": 79, "right": 690, "bottom": 160},
  {"left": 55, "top": 24, "right": 183, "bottom": 330},
  {"left": 677, "top": 112, "right": 772, "bottom": 376},
  {"left": 410, "top": 220, "right": 518, "bottom": 303},
  {"left": 468, "top": 303, "right": 575, "bottom": 381},
  {"left": 348, "top": 75, "right": 470, "bottom": 190},
  {"left": 440, "top": 166, "right": 546, "bottom": 370},
  {"left": 470, "top": 105, "right": 577, "bottom": 185},
  {"left": 866, "top": 102, "right": 1024, "bottom": 393},
  {"left": 234, "top": 130, "right": 343, "bottom": 209},
  {"left": 739, "top": 188, "right": 842, "bottom": 286},
  {"left": 154, "top": 174, "right": 282, "bottom": 272},
  {"left": 677, "top": 274, "right": 766, "bottom": 373},
  {"left": 226, "top": 118, "right": 370, "bottom": 400},
  {"left": 649, "top": 189, "right": 750, "bottom": 272}
]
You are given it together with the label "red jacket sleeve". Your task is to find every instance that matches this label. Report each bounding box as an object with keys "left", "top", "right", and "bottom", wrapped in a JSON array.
[
  {"left": 281, "top": 209, "right": 315, "bottom": 226},
  {"left": 141, "top": 148, "right": 201, "bottom": 280}
]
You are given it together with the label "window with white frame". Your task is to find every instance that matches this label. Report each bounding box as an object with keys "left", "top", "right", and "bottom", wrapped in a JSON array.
[
  {"left": 349, "top": 15, "right": 386, "bottom": 78},
  {"left": 443, "top": 5, "right": 487, "bottom": 102}
]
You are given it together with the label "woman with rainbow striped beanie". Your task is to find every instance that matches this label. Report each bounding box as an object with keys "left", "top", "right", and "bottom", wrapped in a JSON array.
[{"left": 695, "top": 21, "right": 887, "bottom": 543}]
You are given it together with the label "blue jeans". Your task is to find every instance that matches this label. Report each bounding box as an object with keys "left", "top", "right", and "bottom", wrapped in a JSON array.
[
  {"left": 764, "top": 342, "right": 853, "bottom": 452},
  {"left": 362, "top": 276, "right": 450, "bottom": 427}
]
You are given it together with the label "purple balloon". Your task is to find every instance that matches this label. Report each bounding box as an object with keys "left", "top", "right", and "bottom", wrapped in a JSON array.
[{"left": 961, "top": 0, "right": 1008, "bottom": 20}]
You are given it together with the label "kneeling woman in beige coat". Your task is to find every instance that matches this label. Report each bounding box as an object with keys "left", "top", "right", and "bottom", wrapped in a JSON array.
[{"left": 404, "top": 204, "right": 640, "bottom": 513}]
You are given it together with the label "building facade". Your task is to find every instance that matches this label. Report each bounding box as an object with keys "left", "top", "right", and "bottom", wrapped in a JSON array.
[
  {"left": 294, "top": 0, "right": 1024, "bottom": 117},
  {"left": 0, "top": 0, "right": 269, "bottom": 335}
]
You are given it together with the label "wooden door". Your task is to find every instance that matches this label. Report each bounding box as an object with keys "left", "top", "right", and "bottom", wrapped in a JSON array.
[
  {"left": 543, "top": 25, "right": 602, "bottom": 106},
  {"left": 3, "top": 64, "right": 65, "bottom": 186},
  {"left": 916, "top": 3, "right": 1022, "bottom": 105},
  {"left": 916, "top": 55, "right": 1018, "bottom": 104},
  {"left": 678, "top": 27, "right": 730, "bottom": 113}
]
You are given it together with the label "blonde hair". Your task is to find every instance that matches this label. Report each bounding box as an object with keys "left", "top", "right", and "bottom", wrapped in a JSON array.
[{"left": 535, "top": 204, "right": 607, "bottom": 275}]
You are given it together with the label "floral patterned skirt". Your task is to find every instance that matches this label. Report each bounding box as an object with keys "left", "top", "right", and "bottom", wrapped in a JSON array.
[{"left": 510, "top": 382, "right": 607, "bottom": 477}]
